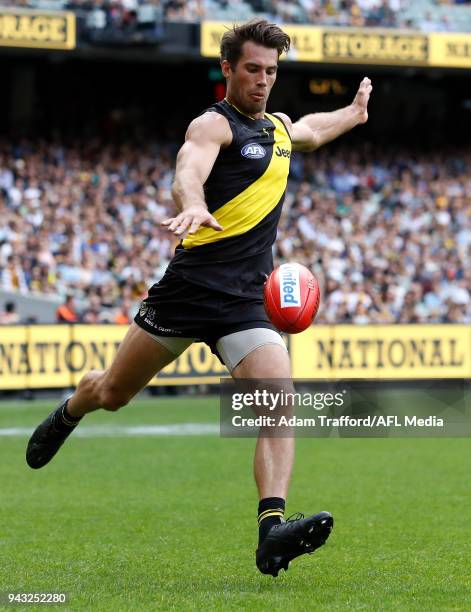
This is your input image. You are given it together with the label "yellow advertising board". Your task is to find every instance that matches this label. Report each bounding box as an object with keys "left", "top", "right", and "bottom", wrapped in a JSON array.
[
  {"left": 0, "top": 9, "right": 76, "bottom": 50},
  {"left": 0, "top": 325, "right": 227, "bottom": 390},
  {"left": 200, "top": 22, "right": 471, "bottom": 69},
  {"left": 429, "top": 32, "right": 471, "bottom": 69},
  {"left": 201, "top": 22, "right": 322, "bottom": 63},
  {"left": 291, "top": 325, "right": 471, "bottom": 379},
  {"left": 322, "top": 29, "right": 428, "bottom": 65},
  {"left": 0, "top": 326, "right": 29, "bottom": 390},
  {"left": 1, "top": 324, "right": 470, "bottom": 389}
]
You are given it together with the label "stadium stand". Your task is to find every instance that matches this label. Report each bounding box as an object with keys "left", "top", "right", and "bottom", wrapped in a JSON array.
[
  {"left": 1, "top": 0, "right": 470, "bottom": 30},
  {"left": 1, "top": 139, "right": 470, "bottom": 324},
  {"left": 277, "top": 145, "right": 471, "bottom": 324},
  {"left": 0, "top": 0, "right": 469, "bottom": 324}
]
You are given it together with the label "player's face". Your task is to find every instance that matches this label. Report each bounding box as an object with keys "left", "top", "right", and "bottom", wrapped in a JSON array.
[{"left": 222, "top": 42, "right": 278, "bottom": 117}]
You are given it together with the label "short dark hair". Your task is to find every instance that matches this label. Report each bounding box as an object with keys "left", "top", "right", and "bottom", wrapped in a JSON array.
[{"left": 220, "top": 19, "right": 291, "bottom": 69}]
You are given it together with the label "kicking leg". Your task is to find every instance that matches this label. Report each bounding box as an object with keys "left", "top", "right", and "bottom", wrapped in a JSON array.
[
  {"left": 26, "top": 324, "right": 189, "bottom": 469},
  {"left": 67, "top": 323, "right": 180, "bottom": 416}
]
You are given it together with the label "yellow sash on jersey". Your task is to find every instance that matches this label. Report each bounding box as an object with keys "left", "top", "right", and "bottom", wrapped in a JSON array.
[{"left": 182, "top": 113, "right": 291, "bottom": 249}]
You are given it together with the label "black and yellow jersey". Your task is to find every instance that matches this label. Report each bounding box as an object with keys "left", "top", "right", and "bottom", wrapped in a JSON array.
[{"left": 167, "top": 98, "right": 292, "bottom": 298}]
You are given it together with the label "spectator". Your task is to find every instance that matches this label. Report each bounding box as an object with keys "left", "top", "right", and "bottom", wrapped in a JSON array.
[
  {"left": 114, "top": 299, "right": 133, "bottom": 324},
  {"left": 1, "top": 255, "right": 28, "bottom": 293},
  {"left": 0, "top": 301, "right": 20, "bottom": 324},
  {"left": 56, "top": 294, "right": 79, "bottom": 323}
]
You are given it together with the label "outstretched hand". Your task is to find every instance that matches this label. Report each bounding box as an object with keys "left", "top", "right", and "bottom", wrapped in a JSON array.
[
  {"left": 161, "top": 205, "right": 223, "bottom": 237},
  {"left": 352, "top": 77, "right": 373, "bottom": 124}
]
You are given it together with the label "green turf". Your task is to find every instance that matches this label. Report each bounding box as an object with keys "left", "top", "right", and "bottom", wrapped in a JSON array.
[{"left": 0, "top": 397, "right": 470, "bottom": 611}]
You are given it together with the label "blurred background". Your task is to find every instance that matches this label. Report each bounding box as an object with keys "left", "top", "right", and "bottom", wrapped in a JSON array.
[{"left": 0, "top": 1, "right": 470, "bottom": 389}]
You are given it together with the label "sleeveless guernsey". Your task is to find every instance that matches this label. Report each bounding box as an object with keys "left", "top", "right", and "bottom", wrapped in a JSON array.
[{"left": 167, "top": 99, "right": 292, "bottom": 298}]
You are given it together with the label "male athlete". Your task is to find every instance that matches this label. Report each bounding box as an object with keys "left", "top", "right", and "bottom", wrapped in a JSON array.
[{"left": 27, "top": 19, "right": 372, "bottom": 577}]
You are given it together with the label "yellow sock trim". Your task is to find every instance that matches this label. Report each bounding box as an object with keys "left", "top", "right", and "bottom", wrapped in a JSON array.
[
  {"left": 258, "top": 510, "right": 284, "bottom": 524},
  {"left": 258, "top": 508, "right": 284, "bottom": 521}
]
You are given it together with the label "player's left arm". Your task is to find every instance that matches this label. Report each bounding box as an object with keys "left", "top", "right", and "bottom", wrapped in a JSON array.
[{"left": 276, "top": 77, "right": 372, "bottom": 152}]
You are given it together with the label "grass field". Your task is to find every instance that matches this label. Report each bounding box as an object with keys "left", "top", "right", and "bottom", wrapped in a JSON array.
[{"left": 1, "top": 396, "right": 470, "bottom": 611}]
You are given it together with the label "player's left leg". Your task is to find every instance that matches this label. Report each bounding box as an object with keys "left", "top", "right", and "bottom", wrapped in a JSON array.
[{"left": 219, "top": 331, "right": 333, "bottom": 576}]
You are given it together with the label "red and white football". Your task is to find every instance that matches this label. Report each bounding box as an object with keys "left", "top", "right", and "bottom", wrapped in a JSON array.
[{"left": 264, "top": 263, "right": 320, "bottom": 334}]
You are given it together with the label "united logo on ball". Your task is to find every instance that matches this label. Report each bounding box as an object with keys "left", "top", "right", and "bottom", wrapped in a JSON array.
[{"left": 264, "top": 263, "right": 320, "bottom": 334}]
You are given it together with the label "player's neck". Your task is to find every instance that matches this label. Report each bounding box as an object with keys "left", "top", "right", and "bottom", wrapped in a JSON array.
[{"left": 224, "top": 96, "right": 264, "bottom": 121}]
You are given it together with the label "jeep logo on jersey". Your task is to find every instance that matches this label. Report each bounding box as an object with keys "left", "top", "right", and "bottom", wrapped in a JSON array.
[
  {"left": 241, "top": 143, "right": 266, "bottom": 159},
  {"left": 276, "top": 146, "right": 291, "bottom": 158},
  {"left": 279, "top": 264, "right": 301, "bottom": 308}
]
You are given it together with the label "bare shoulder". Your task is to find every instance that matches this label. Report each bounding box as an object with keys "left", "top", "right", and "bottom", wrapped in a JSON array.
[
  {"left": 186, "top": 111, "right": 232, "bottom": 147},
  {"left": 272, "top": 112, "right": 293, "bottom": 136}
]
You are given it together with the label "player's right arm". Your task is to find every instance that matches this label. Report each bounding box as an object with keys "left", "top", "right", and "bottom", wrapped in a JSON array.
[{"left": 162, "top": 112, "right": 232, "bottom": 236}]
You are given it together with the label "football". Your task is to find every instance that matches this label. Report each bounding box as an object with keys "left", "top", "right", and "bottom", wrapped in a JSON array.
[{"left": 264, "top": 263, "right": 320, "bottom": 334}]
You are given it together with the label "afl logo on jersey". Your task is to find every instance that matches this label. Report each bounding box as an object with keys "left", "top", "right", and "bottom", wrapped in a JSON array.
[{"left": 241, "top": 143, "right": 266, "bottom": 159}]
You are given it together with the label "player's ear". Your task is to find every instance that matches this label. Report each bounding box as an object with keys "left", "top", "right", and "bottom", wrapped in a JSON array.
[{"left": 220, "top": 59, "right": 232, "bottom": 79}]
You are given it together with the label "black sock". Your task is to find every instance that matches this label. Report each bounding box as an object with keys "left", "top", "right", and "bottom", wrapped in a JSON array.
[
  {"left": 52, "top": 399, "right": 82, "bottom": 433},
  {"left": 258, "top": 497, "right": 285, "bottom": 545}
]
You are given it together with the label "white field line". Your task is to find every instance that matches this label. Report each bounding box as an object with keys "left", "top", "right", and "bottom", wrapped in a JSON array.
[{"left": 0, "top": 424, "right": 219, "bottom": 437}]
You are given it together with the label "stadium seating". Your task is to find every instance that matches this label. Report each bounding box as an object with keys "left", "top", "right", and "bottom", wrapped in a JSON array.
[
  {"left": 3, "top": 0, "right": 470, "bottom": 31},
  {"left": 1, "top": 140, "right": 469, "bottom": 324}
]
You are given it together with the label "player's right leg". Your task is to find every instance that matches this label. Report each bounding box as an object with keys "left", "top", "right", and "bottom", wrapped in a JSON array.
[
  {"left": 220, "top": 330, "right": 333, "bottom": 577},
  {"left": 26, "top": 323, "right": 190, "bottom": 469}
]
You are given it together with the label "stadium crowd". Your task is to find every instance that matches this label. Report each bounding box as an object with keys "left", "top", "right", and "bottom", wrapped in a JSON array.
[
  {"left": 1, "top": 0, "right": 470, "bottom": 30},
  {"left": 0, "top": 138, "right": 470, "bottom": 324}
]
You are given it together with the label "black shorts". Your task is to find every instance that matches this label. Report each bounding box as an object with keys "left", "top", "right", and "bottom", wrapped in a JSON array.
[{"left": 134, "top": 270, "right": 277, "bottom": 352}]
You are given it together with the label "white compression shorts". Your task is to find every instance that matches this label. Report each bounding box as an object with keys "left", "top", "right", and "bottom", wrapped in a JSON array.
[{"left": 143, "top": 327, "right": 287, "bottom": 372}]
